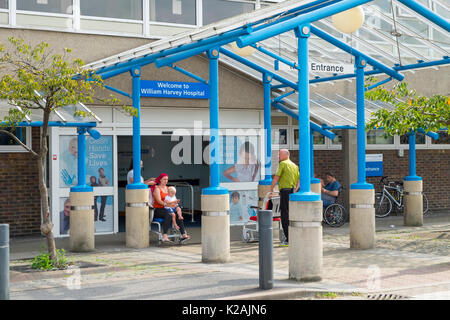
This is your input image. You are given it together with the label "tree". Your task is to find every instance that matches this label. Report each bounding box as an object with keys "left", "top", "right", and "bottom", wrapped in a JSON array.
[
  {"left": 0, "top": 37, "right": 133, "bottom": 263},
  {"left": 365, "top": 79, "right": 449, "bottom": 136}
]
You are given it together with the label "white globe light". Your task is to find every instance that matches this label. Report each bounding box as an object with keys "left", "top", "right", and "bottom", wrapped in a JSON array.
[
  {"left": 332, "top": 6, "right": 365, "bottom": 34},
  {"left": 230, "top": 41, "right": 256, "bottom": 57}
]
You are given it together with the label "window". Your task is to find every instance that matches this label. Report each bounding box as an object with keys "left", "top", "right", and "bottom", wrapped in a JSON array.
[
  {"left": 400, "top": 132, "right": 426, "bottom": 145},
  {"left": 272, "top": 128, "right": 287, "bottom": 146},
  {"left": 202, "top": 0, "right": 254, "bottom": 25},
  {"left": 80, "top": 0, "right": 142, "bottom": 20},
  {"left": 294, "top": 129, "right": 325, "bottom": 145},
  {"left": 17, "top": 0, "right": 73, "bottom": 14},
  {"left": 367, "top": 130, "right": 394, "bottom": 145},
  {"left": 0, "top": 0, "right": 7, "bottom": 9},
  {"left": 0, "top": 127, "right": 30, "bottom": 152},
  {"left": 0, "top": 127, "right": 27, "bottom": 146},
  {"left": 150, "top": 0, "right": 196, "bottom": 25},
  {"left": 331, "top": 129, "right": 342, "bottom": 145},
  {"left": 432, "top": 131, "right": 450, "bottom": 145}
]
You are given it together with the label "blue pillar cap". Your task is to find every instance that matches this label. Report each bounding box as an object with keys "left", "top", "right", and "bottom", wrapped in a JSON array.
[
  {"left": 311, "top": 178, "right": 321, "bottom": 184},
  {"left": 126, "top": 183, "right": 148, "bottom": 190},
  {"left": 404, "top": 176, "right": 422, "bottom": 181},
  {"left": 70, "top": 185, "right": 93, "bottom": 192},
  {"left": 289, "top": 191, "right": 321, "bottom": 202},
  {"left": 202, "top": 186, "right": 229, "bottom": 195},
  {"left": 258, "top": 179, "right": 273, "bottom": 186},
  {"left": 350, "top": 182, "right": 374, "bottom": 190}
]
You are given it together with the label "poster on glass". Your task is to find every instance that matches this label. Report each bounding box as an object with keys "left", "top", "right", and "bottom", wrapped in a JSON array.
[
  {"left": 219, "top": 136, "right": 260, "bottom": 183},
  {"left": 59, "top": 196, "right": 114, "bottom": 235},
  {"left": 59, "top": 135, "right": 114, "bottom": 188},
  {"left": 229, "top": 189, "right": 258, "bottom": 225}
]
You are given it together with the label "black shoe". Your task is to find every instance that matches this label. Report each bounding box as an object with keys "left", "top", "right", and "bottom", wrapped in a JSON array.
[
  {"left": 100, "top": 218, "right": 106, "bottom": 222},
  {"left": 179, "top": 237, "right": 191, "bottom": 244}
]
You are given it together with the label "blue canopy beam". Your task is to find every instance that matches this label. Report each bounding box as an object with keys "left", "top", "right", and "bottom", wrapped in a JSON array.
[{"left": 397, "top": 0, "right": 450, "bottom": 33}]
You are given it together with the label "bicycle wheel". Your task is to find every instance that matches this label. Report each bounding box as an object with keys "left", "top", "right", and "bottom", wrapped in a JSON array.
[
  {"left": 423, "top": 193, "right": 430, "bottom": 216},
  {"left": 324, "top": 204, "right": 347, "bottom": 227},
  {"left": 375, "top": 192, "right": 392, "bottom": 218}
]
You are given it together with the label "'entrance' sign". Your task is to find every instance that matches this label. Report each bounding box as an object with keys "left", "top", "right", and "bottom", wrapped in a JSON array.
[
  {"left": 309, "top": 62, "right": 354, "bottom": 74},
  {"left": 140, "top": 80, "right": 209, "bottom": 99}
]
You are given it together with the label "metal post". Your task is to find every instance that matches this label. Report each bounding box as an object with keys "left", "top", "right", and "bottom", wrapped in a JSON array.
[
  {"left": 262, "top": 73, "right": 272, "bottom": 183},
  {"left": 128, "top": 67, "right": 146, "bottom": 190},
  {"left": 77, "top": 127, "right": 87, "bottom": 187},
  {"left": 291, "top": 24, "right": 320, "bottom": 201},
  {"left": 203, "top": 48, "right": 227, "bottom": 195},
  {"left": 258, "top": 210, "right": 273, "bottom": 290},
  {"left": 408, "top": 132, "right": 417, "bottom": 178},
  {"left": 0, "top": 224, "right": 9, "bottom": 300}
]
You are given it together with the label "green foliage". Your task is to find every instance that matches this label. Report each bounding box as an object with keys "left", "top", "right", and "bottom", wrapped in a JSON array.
[
  {"left": 31, "top": 246, "right": 69, "bottom": 270},
  {"left": 0, "top": 37, "right": 135, "bottom": 129},
  {"left": 365, "top": 79, "right": 449, "bottom": 137}
]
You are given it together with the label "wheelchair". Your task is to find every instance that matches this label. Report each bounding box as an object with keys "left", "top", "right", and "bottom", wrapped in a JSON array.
[
  {"left": 322, "top": 186, "right": 347, "bottom": 228},
  {"left": 150, "top": 207, "right": 182, "bottom": 244},
  {"left": 242, "top": 192, "right": 284, "bottom": 243}
]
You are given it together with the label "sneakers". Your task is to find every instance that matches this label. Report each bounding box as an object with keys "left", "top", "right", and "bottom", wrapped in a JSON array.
[{"left": 280, "top": 241, "right": 289, "bottom": 247}]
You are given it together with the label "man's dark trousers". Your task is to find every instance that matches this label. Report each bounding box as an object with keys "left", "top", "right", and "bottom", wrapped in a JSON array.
[{"left": 280, "top": 188, "right": 294, "bottom": 242}]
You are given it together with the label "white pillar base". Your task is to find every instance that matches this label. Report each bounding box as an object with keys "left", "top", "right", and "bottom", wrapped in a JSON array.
[
  {"left": 69, "top": 191, "right": 95, "bottom": 252},
  {"left": 201, "top": 194, "right": 230, "bottom": 263},
  {"left": 350, "top": 188, "right": 375, "bottom": 249},
  {"left": 403, "top": 180, "right": 423, "bottom": 227},
  {"left": 288, "top": 200, "right": 322, "bottom": 282},
  {"left": 126, "top": 189, "right": 149, "bottom": 248}
]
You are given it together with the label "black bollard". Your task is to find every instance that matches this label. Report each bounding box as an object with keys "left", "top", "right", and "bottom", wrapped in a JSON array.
[
  {"left": 0, "top": 224, "right": 9, "bottom": 300},
  {"left": 258, "top": 210, "right": 273, "bottom": 290}
]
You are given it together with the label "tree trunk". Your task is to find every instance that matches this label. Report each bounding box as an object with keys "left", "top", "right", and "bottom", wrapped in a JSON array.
[{"left": 37, "top": 155, "right": 58, "bottom": 262}]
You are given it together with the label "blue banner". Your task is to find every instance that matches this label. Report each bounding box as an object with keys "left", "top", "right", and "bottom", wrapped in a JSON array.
[
  {"left": 140, "top": 80, "right": 209, "bottom": 99},
  {"left": 366, "top": 154, "right": 383, "bottom": 177}
]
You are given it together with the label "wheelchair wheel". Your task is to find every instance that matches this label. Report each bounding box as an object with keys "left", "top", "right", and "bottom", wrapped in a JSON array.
[{"left": 323, "top": 204, "right": 347, "bottom": 227}]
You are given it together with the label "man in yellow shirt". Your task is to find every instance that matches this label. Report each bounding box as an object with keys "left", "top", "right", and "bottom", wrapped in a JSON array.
[{"left": 270, "top": 149, "right": 299, "bottom": 246}]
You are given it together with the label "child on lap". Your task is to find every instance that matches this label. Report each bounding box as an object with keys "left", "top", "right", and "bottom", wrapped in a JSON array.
[{"left": 164, "top": 186, "right": 183, "bottom": 230}]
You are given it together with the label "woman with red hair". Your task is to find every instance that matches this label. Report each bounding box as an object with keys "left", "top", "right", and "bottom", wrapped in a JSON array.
[{"left": 152, "top": 173, "right": 190, "bottom": 243}]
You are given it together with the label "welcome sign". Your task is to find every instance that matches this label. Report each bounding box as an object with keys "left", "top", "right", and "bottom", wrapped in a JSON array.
[
  {"left": 366, "top": 154, "right": 383, "bottom": 177},
  {"left": 140, "top": 80, "right": 209, "bottom": 99}
]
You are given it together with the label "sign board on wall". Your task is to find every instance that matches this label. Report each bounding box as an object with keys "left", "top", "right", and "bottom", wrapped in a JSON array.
[
  {"left": 366, "top": 154, "right": 383, "bottom": 177},
  {"left": 140, "top": 80, "right": 209, "bottom": 99}
]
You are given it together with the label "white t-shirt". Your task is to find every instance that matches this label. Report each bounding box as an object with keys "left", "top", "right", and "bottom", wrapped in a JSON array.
[
  {"left": 127, "top": 170, "right": 144, "bottom": 184},
  {"left": 164, "top": 194, "right": 177, "bottom": 209}
]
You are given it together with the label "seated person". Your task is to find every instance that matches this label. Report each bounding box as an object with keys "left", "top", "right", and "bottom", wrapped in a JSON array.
[
  {"left": 164, "top": 186, "right": 182, "bottom": 230},
  {"left": 321, "top": 172, "right": 341, "bottom": 208}
]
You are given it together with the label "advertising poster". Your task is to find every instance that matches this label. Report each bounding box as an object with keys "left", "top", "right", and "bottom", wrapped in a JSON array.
[
  {"left": 59, "top": 135, "right": 113, "bottom": 188},
  {"left": 219, "top": 136, "right": 260, "bottom": 183},
  {"left": 59, "top": 196, "right": 114, "bottom": 235},
  {"left": 229, "top": 189, "right": 258, "bottom": 225}
]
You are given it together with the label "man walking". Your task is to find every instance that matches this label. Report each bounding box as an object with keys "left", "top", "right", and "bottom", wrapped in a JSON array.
[{"left": 270, "top": 149, "right": 299, "bottom": 246}]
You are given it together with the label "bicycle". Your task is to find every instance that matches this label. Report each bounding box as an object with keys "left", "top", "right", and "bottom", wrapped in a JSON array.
[
  {"left": 323, "top": 186, "right": 347, "bottom": 227},
  {"left": 375, "top": 176, "right": 429, "bottom": 218}
]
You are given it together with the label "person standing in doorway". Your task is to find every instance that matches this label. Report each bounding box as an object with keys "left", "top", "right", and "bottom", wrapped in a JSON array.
[
  {"left": 98, "top": 168, "right": 109, "bottom": 222},
  {"left": 270, "top": 149, "right": 299, "bottom": 246}
]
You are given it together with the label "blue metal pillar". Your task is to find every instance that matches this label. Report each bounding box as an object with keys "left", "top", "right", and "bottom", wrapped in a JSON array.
[
  {"left": 127, "top": 67, "right": 146, "bottom": 190},
  {"left": 71, "top": 127, "right": 92, "bottom": 192},
  {"left": 351, "top": 57, "right": 373, "bottom": 190},
  {"left": 260, "top": 73, "right": 272, "bottom": 186},
  {"left": 203, "top": 48, "right": 227, "bottom": 195},
  {"left": 291, "top": 25, "right": 320, "bottom": 202},
  {"left": 310, "top": 129, "right": 321, "bottom": 187},
  {"left": 405, "top": 132, "right": 421, "bottom": 181}
]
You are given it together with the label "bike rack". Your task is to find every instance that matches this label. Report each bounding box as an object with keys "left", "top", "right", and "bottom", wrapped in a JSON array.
[{"left": 170, "top": 182, "right": 195, "bottom": 223}]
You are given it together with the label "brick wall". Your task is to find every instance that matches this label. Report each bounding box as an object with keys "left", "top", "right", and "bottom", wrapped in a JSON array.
[
  {"left": 0, "top": 127, "right": 42, "bottom": 236},
  {"left": 290, "top": 148, "right": 450, "bottom": 210}
]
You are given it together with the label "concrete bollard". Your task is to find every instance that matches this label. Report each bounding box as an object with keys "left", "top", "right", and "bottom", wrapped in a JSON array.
[
  {"left": 289, "top": 200, "right": 323, "bottom": 282},
  {"left": 258, "top": 210, "right": 273, "bottom": 290},
  {"left": 69, "top": 191, "right": 95, "bottom": 252},
  {"left": 0, "top": 224, "right": 9, "bottom": 300},
  {"left": 201, "top": 193, "right": 230, "bottom": 263},
  {"left": 126, "top": 188, "right": 150, "bottom": 248},
  {"left": 350, "top": 188, "right": 375, "bottom": 249},
  {"left": 310, "top": 182, "right": 321, "bottom": 195},
  {"left": 403, "top": 180, "right": 423, "bottom": 227}
]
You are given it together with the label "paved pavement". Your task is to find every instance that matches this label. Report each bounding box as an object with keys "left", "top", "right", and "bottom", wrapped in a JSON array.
[{"left": 6, "top": 211, "right": 450, "bottom": 301}]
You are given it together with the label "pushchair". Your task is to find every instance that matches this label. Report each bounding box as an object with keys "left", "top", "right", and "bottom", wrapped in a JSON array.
[{"left": 242, "top": 192, "right": 283, "bottom": 243}]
